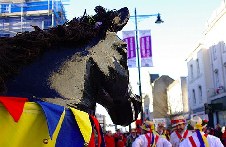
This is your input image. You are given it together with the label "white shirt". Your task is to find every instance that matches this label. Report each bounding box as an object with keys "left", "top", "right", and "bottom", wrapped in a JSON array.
[
  {"left": 179, "top": 131, "right": 224, "bottom": 147},
  {"left": 170, "top": 130, "right": 192, "bottom": 147},
  {"left": 132, "top": 133, "right": 172, "bottom": 147}
]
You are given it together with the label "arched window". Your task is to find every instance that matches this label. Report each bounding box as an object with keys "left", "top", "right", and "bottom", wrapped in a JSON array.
[
  {"left": 198, "top": 85, "right": 202, "bottom": 103},
  {"left": 192, "top": 89, "right": 196, "bottom": 105},
  {"left": 190, "top": 64, "right": 193, "bottom": 80},
  {"left": 213, "top": 45, "right": 217, "bottom": 60},
  {"left": 196, "top": 59, "right": 200, "bottom": 75}
]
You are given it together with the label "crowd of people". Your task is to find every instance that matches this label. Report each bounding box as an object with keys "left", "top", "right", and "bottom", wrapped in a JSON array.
[{"left": 104, "top": 116, "right": 226, "bottom": 147}]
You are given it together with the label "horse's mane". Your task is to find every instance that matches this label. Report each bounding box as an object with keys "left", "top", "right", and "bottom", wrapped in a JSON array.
[{"left": 0, "top": 6, "right": 129, "bottom": 94}]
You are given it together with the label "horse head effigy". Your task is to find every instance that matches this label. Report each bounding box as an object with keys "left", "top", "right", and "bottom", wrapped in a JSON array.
[{"left": 0, "top": 6, "right": 141, "bottom": 126}]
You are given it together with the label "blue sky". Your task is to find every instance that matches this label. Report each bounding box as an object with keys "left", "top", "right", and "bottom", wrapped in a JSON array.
[
  {"left": 64, "top": 0, "right": 223, "bottom": 128},
  {"left": 65, "top": 0, "right": 223, "bottom": 79}
]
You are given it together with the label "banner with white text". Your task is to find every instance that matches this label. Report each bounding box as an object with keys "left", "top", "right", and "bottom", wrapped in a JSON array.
[
  {"left": 139, "top": 30, "right": 153, "bottom": 67},
  {"left": 122, "top": 31, "right": 136, "bottom": 68}
]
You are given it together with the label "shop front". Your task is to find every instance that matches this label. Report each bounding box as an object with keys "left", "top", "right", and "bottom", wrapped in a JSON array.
[{"left": 211, "top": 96, "right": 226, "bottom": 127}]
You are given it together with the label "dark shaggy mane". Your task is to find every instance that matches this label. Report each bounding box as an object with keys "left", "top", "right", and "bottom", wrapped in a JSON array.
[{"left": 0, "top": 6, "right": 129, "bottom": 94}]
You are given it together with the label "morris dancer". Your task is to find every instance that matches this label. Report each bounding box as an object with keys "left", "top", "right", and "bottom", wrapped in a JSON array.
[
  {"left": 170, "top": 116, "right": 192, "bottom": 147},
  {"left": 156, "top": 122, "right": 170, "bottom": 141},
  {"left": 179, "top": 116, "right": 224, "bottom": 147},
  {"left": 132, "top": 121, "right": 172, "bottom": 147}
]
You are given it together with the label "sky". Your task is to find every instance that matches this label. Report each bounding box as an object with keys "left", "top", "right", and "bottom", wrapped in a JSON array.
[
  {"left": 65, "top": 0, "right": 223, "bottom": 79},
  {"left": 64, "top": 0, "right": 223, "bottom": 130}
]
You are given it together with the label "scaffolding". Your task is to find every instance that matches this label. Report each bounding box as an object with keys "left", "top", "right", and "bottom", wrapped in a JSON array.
[{"left": 0, "top": 0, "right": 68, "bottom": 37}]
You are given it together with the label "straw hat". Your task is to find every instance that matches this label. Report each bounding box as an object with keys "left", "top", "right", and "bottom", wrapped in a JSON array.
[
  {"left": 141, "top": 121, "right": 155, "bottom": 131},
  {"left": 171, "top": 115, "right": 186, "bottom": 127},
  {"left": 190, "top": 116, "right": 208, "bottom": 130}
]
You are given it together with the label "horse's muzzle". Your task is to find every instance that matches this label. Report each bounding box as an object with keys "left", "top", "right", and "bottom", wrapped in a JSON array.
[{"left": 108, "top": 95, "right": 141, "bottom": 126}]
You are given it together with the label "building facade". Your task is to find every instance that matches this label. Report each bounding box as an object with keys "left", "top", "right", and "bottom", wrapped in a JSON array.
[
  {"left": 204, "top": 1, "right": 226, "bottom": 127},
  {"left": 96, "top": 113, "right": 107, "bottom": 132},
  {"left": 187, "top": 1, "right": 226, "bottom": 127},
  {"left": 152, "top": 75, "right": 174, "bottom": 118},
  {"left": 0, "top": 0, "right": 67, "bottom": 37},
  {"left": 186, "top": 43, "right": 210, "bottom": 120}
]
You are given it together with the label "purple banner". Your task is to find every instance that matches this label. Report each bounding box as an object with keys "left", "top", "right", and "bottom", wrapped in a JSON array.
[
  {"left": 140, "top": 36, "right": 152, "bottom": 58},
  {"left": 139, "top": 30, "right": 153, "bottom": 67},
  {"left": 123, "top": 37, "right": 136, "bottom": 59},
  {"left": 122, "top": 31, "right": 136, "bottom": 68}
]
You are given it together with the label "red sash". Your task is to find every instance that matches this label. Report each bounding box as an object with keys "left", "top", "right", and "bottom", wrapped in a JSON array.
[
  {"left": 145, "top": 133, "right": 159, "bottom": 147},
  {"left": 88, "top": 115, "right": 102, "bottom": 147},
  {"left": 175, "top": 130, "right": 188, "bottom": 142},
  {"left": 188, "top": 136, "right": 197, "bottom": 147}
]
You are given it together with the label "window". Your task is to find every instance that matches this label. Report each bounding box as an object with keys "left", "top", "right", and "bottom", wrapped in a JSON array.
[
  {"left": 0, "top": 33, "right": 10, "bottom": 38},
  {"left": 222, "top": 42, "right": 226, "bottom": 52},
  {"left": 44, "top": 19, "right": 52, "bottom": 29},
  {"left": 214, "top": 70, "right": 220, "bottom": 88},
  {"left": 0, "top": 19, "right": 4, "bottom": 30},
  {"left": 0, "top": 4, "right": 10, "bottom": 13},
  {"left": 192, "top": 89, "right": 196, "bottom": 105},
  {"left": 190, "top": 64, "right": 194, "bottom": 80},
  {"left": 218, "top": 111, "right": 226, "bottom": 126},
  {"left": 196, "top": 59, "right": 200, "bottom": 75},
  {"left": 198, "top": 86, "right": 202, "bottom": 103},
  {"left": 213, "top": 45, "right": 217, "bottom": 60}
]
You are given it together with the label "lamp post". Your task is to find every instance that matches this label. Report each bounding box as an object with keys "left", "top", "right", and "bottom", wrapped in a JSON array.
[{"left": 132, "top": 8, "right": 163, "bottom": 123}]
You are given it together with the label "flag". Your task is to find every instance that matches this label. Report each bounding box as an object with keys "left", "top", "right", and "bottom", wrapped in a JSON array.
[
  {"left": 122, "top": 31, "right": 136, "bottom": 68},
  {"left": 0, "top": 98, "right": 94, "bottom": 147},
  {"left": 139, "top": 30, "right": 153, "bottom": 67}
]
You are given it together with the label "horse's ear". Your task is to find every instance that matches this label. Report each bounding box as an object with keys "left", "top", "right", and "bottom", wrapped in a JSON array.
[{"left": 111, "top": 7, "right": 130, "bottom": 32}]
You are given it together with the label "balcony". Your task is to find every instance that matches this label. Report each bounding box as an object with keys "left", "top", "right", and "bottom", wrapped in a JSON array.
[{"left": 209, "top": 86, "right": 226, "bottom": 101}]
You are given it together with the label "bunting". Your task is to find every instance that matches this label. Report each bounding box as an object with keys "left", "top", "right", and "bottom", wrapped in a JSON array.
[
  {"left": 0, "top": 96, "right": 28, "bottom": 122},
  {"left": 70, "top": 107, "right": 92, "bottom": 144},
  {"left": 0, "top": 102, "right": 56, "bottom": 146},
  {"left": 0, "top": 97, "right": 103, "bottom": 147},
  {"left": 36, "top": 100, "right": 65, "bottom": 139}
]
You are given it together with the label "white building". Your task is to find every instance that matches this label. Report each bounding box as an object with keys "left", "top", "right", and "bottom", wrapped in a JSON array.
[
  {"left": 203, "top": 1, "right": 226, "bottom": 126},
  {"left": 186, "top": 1, "right": 226, "bottom": 127}
]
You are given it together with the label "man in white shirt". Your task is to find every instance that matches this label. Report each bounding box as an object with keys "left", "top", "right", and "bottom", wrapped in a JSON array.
[
  {"left": 132, "top": 120, "right": 172, "bottom": 147},
  {"left": 179, "top": 116, "right": 224, "bottom": 147},
  {"left": 156, "top": 122, "right": 165, "bottom": 136},
  {"left": 170, "top": 116, "right": 192, "bottom": 147}
]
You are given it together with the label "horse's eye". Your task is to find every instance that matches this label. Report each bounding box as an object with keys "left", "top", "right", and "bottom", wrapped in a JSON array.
[
  {"left": 121, "top": 42, "right": 127, "bottom": 48},
  {"left": 114, "top": 42, "right": 126, "bottom": 52},
  {"left": 116, "top": 46, "right": 123, "bottom": 51}
]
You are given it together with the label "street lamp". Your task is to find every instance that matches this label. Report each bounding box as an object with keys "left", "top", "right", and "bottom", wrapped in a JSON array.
[{"left": 131, "top": 8, "right": 163, "bottom": 123}]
